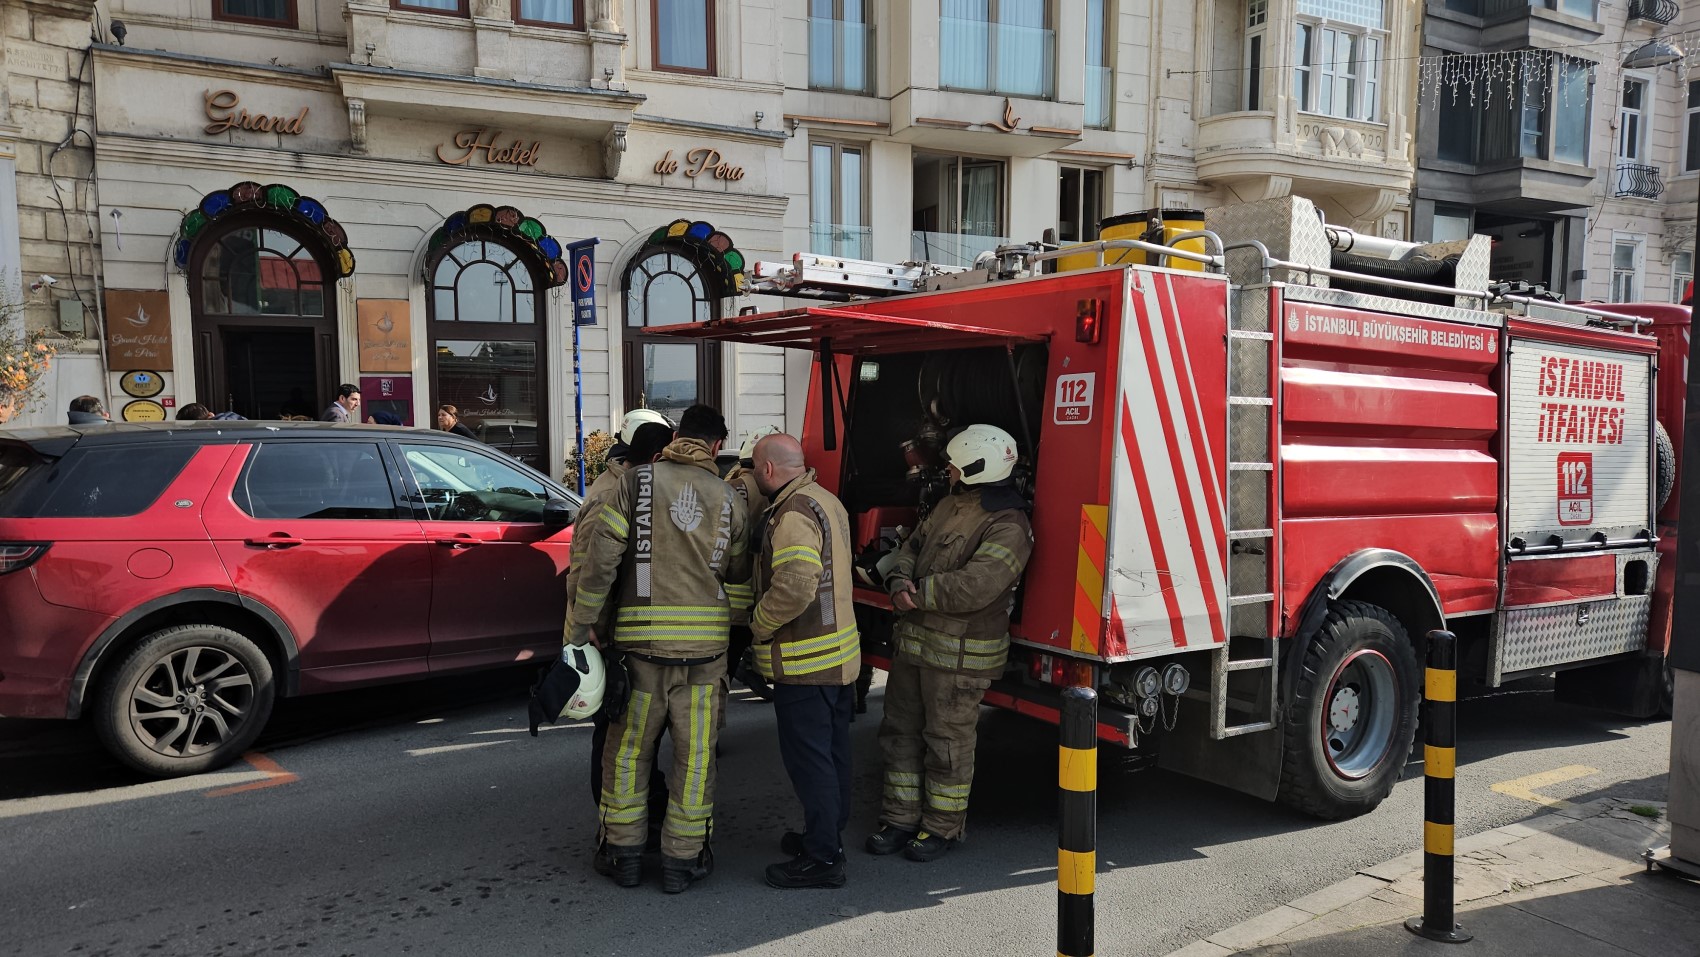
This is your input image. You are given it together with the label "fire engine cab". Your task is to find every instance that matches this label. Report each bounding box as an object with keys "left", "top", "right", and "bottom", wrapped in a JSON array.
[{"left": 650, "top": 197, "right": 1687, "bottom": 820}]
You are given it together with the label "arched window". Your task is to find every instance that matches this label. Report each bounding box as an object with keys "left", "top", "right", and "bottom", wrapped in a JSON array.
[
  {"left": 428, "top": 237, "right": 547, "bottom": 468},
  {"left": 622, "top": 245, "right": 724, "bottom": 421},
  {"left": 190, "top": 219, "right": 338, "bottom": 421}
]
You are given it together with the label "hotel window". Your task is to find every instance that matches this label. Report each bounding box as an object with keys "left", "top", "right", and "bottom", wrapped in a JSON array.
[
  {"left": 809, "top": 0, "right": 872, "bottom": 94},
  {"left": 215, "top": 0, "right": 297, "bottom": 27},
  {"left": 1619, "top": 77, "right": 1648, "bottom": 161},
  {"left": 1685, "top": 81, "right": 1700, "bottom": 172},
  {"left": 1672, "top": 250, "right": 1693, "bottom": 303},
  {"left": 1611, "top": 236, "right": 1644, "bottom": 303},
  {"left": 1085, "top": 0, "right": 1111, "bottom": 127},
  {"left": 1245, "top": 0, "right": 1268, "bottom": 111},
  {"left": 1292, "top": 0, "right": 1385, "bottom": 122},
  {"left": 653, "top": 0, "right": 716, "bottom": 75},
  {"left": 392, "top": 0, "right": 468, "bottom": 15},
  {"left": 1057, "top": 166, "right": 1105, "bottom": 244},
  {"left": 940, "top": 0, "right": 1054, "bottom": 99},
  {"left": 517, "top": 0, "right": 584, "bottom": 28},
  {"left": 912, "top": 153, "right": 1007, "bottom": 267},
  {"left": 810, "top": 142, "right": 869, "bottom": 259}
]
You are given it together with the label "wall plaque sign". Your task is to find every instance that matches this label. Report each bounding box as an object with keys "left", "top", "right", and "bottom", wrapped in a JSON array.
[
  {"left": 652, "top": 147, "right": 746, "bottom": 181},
  {"left": 203, "top": 90, "right": 309, "bottom": 136},
  {"left": 105, "top": 290, "right": 173, "bottom": 371},
  {"left": 358, "top": 300, "right": 412, "bottom": 373}
]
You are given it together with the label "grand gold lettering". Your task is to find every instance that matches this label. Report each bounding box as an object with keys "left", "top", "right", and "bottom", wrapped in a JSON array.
[
  {"left": 203, "top": 89, "right": 309, "bottom": 136},
  {"left": 436, "top": 129, "right": 543, "bottom": 167}
]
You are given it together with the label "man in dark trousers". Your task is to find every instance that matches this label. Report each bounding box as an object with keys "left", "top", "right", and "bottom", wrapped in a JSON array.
[{"left": 747, "top": 433, "right": 859, "bottom": 889}]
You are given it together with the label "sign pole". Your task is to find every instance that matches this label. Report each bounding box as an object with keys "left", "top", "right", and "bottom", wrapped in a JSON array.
[{"left": 565, "top": 239, "right": 600, "bottom": 496}]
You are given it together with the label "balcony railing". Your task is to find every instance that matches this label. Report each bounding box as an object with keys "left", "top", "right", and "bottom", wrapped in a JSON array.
[
  {"left": 810, "top": 223, "right": 872, "bottom": 261},
  {"left": 1614, "top": 164, "right": 1665, "bottom": 199},
  {"left": 808, "top": 17, "right": 874, "bottom": 94},
  {"left": 911, "top": 230, "right": 1008, "bottom": 268},
  {"left": 940, "top": 17, "right": 1054, "bottom": 99},
  {"left": 1085, "top": 64, "right": 1112, "bottom": 129},
  {"left": 1627, "top": 0, "right": 1679, "bottom": 23}
]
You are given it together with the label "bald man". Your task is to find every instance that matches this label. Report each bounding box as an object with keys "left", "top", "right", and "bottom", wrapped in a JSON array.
[{"left": 748, "top": 433, "right": 860, "bottom": 889}]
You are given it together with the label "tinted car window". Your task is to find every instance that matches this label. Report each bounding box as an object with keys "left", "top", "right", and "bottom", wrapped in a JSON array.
[
  {"left": 0, "top": 444, "right": 194, "bottom": 518},
  {"left": 237, "top": 442, "right": 401, "bottom": 521},
  {"left": 399, "top": 443, "right": 548, "bottom": 523}
]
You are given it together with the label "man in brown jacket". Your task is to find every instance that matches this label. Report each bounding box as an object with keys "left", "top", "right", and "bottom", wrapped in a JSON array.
[
  {"left": 747, "top": 433, "right": 859, "bottom": 889},
  {"left": 868, "top": 424, "right": 1033, "bottom": 863},
  {"left": 567, "top": 404, "right": 751, "bottom": 894}
]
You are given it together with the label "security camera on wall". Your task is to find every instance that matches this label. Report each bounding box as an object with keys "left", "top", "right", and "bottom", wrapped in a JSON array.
[{"left": 29, "top": 275, "right": 59, "bottom": 291}]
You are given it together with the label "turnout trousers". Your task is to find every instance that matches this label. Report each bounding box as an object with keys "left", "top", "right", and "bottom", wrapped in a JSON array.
[
  {"left": 875, "top": 654, "right": 992, "bottom": 840},
  {"left": 772, "top": 682, "right": 855, "bottom": 863},
  {"left": 598, "top": 655, "right": 726, "bottom": 860}
]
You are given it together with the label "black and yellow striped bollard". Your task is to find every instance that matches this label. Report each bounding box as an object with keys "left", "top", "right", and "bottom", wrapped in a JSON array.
[
  {"left": 1405, "top": 629, "right": 1472, "bottom": 944},
  {"left": 1058, "top": 686, "right": 1096, "bottom": 957}
]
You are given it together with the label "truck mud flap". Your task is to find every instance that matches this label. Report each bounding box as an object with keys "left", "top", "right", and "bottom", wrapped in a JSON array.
[{"left": 1155, "top": 696, "right": 1282, "bottom": 801}]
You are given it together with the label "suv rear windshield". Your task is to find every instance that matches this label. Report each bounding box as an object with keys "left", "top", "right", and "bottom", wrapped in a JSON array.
[{"left": 0, "top": 444, "right": 196, "bottom": 518}]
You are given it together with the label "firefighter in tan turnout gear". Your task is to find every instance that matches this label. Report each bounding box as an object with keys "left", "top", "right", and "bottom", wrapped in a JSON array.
[
  {"left": 566, "top": 405, "right": 752, "bottom": 894},
  {"left": 745, "top": 433, "right": 860, "bottom": 890},
  {"left": 869, "top": 424, "right": 1033, "bottom": 862},
  {"left": 724, "top": 425, "right": 780, "bottom": 687}
]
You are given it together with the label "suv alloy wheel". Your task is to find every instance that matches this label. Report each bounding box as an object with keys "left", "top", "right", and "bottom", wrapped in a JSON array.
[{"left": 93, "top": 625, "right": 276, "bottom": 776}]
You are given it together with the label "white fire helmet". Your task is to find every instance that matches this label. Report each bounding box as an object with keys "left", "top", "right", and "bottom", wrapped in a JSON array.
[
  {"left": 739, "top": 425, "right": 783, "bottom": 463},
  {"left": 619, "top": 408, "right": 673, "bottom": 446},
  {"left": 561, "top": 644, "right": 606, "bottom": 720},
  {"left": 946, "top": 424, "right": 1019, "bottom": 486}
]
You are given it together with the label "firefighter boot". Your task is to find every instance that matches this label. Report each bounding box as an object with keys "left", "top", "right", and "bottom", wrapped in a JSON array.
[
  {"left": 661, "top": 846, "right": 714, "bottom": 894},
  {"left": 593, "top": 842, "right": 643, "bottom": 888},
  {"left": 865, "top": 824, "right": 918, "bottom": 856},
  {"left": 903, "top": 831, "right": 958, "bottom": 863}
]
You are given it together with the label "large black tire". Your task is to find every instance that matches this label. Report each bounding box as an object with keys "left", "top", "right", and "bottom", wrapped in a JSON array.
[
  {"left": 1277, "top": 601, "right": 1421, "bottom": 820},
  {"left": 1656, "top": 421, "right": 1676, "bottom": 512},
  {"left": 93, "top": 625, "right": 276, "bottom": 777}
]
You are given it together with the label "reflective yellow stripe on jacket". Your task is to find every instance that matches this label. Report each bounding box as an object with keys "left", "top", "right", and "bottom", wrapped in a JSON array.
[{"left": 754, "top": 625, "right": 859, "bottom": 680}]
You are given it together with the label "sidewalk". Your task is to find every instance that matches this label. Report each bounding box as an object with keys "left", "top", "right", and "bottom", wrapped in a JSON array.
[{"left": 1165, "top": 798, "right": 1700, "bottom": 957}]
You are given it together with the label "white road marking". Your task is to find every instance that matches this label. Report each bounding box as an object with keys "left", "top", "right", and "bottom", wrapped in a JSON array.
[
  {"left": 469, "top": 724, "right": 589, "bottom": 735},
  {"left": 406, "top": 741, "right": 513, "bottom": 757},
  {"left": 0, "top": 770, "right": 271, "bottom": 819}
]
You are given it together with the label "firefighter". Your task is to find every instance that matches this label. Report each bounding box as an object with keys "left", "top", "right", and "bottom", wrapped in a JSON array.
[
  {"left": 867, "top": 424, "right": 1033, "bottom": 862},
  {"left": 725, "top": 425, "right": 781, "bottom": 688},
  {"left": 567, "top": 404, "right": 751, "bottom": 894},
  {"left": 745, "top": 433, "right": 859, "bottom": 889},
  {"left": 569, "top": 421, "right": 675, "bottom": 839}
]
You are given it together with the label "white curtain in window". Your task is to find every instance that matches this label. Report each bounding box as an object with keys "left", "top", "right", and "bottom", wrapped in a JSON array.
[
  {"left": 995, "top": 0, "right": 1049, "bottom": 98},
  {"left": 961, "top": 161, "right": 1001, "bottom": 237},
  {"left": 657, "top": 0, "right": 709, "bottom": 70},
  {"left": 941, "top": 0, "right": 990, "bottom": 90}
]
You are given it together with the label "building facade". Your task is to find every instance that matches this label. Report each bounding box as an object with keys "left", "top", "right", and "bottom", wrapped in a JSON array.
[
  {"left": 6, "top": 0, "right": 1552, "bottom": 453},
  {"left": 1413, "top": 0, "right": 1700, "bottom": 304}
]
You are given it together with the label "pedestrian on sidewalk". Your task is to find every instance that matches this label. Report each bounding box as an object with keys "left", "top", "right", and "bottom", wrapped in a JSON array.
[
  {"left": 746, "top": 433, "right": 859, "bottom": 890},
  {"left": 435, "top": 404, "right": 479, "bottom": 440},
  {"left": 321, "top": 384, "right": 360, "bottom": 422},
  {"left": 67, "top": 395, "right": 108, "bottom": 424}
]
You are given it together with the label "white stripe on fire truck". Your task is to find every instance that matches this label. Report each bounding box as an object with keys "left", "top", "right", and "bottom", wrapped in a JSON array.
[
  {"left": 1120, "top": 284, "right": 1212, "bottom": 649},
  {"left": 1147, "top": 276, "right": 1228, "bottom": 646},
  {"left": 1135, "top": 280, "right": 1230, "bottom": 649},
  {"left": 1114, "top": 393, "right": 1187, "bottom": 652},
  {"left": 1161, "top": 277, "right": 1229, "bottom": 548}
]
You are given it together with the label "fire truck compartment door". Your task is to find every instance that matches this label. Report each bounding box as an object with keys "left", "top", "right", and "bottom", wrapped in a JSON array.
[
  {"left": 1505, "top": 340, "right": 1654, "bottom": 548},
  {"left": 644, "top": 307, "right": 1049, "bottom": 355}
]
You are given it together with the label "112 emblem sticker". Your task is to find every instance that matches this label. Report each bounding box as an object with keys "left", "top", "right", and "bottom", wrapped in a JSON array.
[{"left": 1054, "top": 373, "right": 1096, "bottom": 426}]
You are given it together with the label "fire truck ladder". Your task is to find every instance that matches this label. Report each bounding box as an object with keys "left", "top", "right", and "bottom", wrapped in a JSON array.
[{"left": 1215, "top": 287, "right": 1279, "bottom": 741}]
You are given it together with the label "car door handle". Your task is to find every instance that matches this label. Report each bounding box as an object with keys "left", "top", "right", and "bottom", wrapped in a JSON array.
[
  {"left": 435, "top": 535, "right": 483, "bottom": 549},
  {"left": 246, "top": 535, "right": 304, "bottom": 549}
]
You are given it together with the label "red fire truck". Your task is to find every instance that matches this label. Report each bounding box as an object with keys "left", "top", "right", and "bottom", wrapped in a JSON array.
[{"left": 652, "top": 197, "right": 1687, "bottom": 820}]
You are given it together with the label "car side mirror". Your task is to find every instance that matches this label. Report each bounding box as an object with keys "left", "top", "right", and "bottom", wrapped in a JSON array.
[{"left": 543, "top": 497, "right": 575, "bottom": 531}]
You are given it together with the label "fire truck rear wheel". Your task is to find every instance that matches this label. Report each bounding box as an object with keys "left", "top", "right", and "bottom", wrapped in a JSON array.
[
  {"left": 1278, "top": 601, "right": 1420, "bottom": 820},
  {"left": 1655, "top": 422, "right": 1675, "bottom": 511}
]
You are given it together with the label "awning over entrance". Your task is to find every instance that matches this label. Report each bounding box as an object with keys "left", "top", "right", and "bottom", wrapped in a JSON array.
[{"left": 647, "top": 306, "right": 1048, "bottom": 355}]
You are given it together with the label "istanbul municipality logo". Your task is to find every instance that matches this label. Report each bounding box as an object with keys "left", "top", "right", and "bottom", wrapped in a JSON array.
[{"left": 670, "top": 485, "right": 704, "bottom": 533}]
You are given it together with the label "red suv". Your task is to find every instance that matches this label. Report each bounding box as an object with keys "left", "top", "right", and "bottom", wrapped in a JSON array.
[{"left": 0, "top": 422, "right": 577, "bottom": 776}]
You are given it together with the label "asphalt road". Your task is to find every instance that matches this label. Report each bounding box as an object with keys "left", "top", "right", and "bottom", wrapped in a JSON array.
[{"left": 0, "top": 670, "right": 1671, "bottom": 957}]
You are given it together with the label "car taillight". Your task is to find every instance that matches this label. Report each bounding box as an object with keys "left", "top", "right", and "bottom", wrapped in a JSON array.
[{"left": 0, "top": 544, "right": 49, "bottom": 575}]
